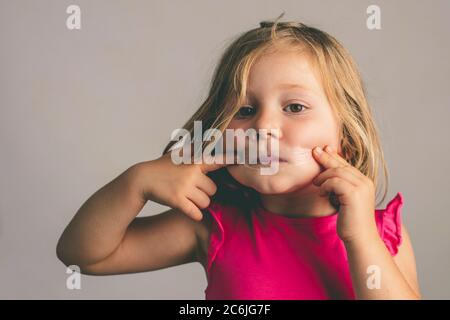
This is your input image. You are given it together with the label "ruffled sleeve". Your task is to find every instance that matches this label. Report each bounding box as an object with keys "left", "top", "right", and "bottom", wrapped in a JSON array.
[{"left": 374, "top": 192, "right": 404, "bottom": 256}]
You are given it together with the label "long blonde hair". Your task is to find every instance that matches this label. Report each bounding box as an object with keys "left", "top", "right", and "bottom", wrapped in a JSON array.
[{"left": 163, "top": 13, "right": 389, "bottom": 208}]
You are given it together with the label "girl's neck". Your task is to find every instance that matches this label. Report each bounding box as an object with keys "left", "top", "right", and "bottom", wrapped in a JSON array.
[{"left": 258, "top": 183, "right": 337, "bottom": 218}]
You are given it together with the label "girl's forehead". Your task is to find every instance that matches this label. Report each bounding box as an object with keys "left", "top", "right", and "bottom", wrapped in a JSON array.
[{"left": 246, "top": 50, "right": 324, "bottom": 97}]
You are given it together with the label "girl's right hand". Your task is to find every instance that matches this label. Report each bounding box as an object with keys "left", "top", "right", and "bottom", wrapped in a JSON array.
[{"left": 134, "top": 149, "right": 233, "bottom": 221}]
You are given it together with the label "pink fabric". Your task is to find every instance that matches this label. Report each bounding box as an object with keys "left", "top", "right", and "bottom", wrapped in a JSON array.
[{"left": 204, "top": 192, "right": 403, "bottom": 300}]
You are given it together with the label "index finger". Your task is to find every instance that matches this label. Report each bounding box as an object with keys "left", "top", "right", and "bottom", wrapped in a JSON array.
[
  {"left": 324, "top": 145, "right": 351, "bottom": 167},
  {"left": 312, "top": 146, "right": 342, "bottom": 169}
]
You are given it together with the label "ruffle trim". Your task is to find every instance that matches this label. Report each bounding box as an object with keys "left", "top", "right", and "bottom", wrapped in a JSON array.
[{"left": 375, "top": 192, "right": 403, "bottom": 256}]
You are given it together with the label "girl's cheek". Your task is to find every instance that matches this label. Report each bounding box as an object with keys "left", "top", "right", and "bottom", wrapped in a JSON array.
[
  {"left": 287, "top": 126, "right": 340, "bottom": 153},
  {"left": 285, "top": 110, "right": 340, "bottom": 144}
]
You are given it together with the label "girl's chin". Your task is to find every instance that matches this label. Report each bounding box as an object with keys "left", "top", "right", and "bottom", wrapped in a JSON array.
[{"left": 226, "top": 165, "right": 316, "bottom": 195}]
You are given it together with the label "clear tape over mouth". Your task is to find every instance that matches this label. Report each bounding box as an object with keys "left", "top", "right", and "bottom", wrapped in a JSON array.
[
  {"left": 235, "top": 146, "right": 313, "bottom": 170},
  {"left": 288, "top": 147, "right": 314, "bottom": 165}
]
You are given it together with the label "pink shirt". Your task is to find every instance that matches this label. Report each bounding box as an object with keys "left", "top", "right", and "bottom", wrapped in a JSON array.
[{"left": 204, "top": 192, "right": 403, "bottom": 300}]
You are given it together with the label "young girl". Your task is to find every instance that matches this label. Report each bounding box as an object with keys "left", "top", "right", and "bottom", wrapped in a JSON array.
[{"left": 57, "top": 15, "right": 421, "bottom": 300}]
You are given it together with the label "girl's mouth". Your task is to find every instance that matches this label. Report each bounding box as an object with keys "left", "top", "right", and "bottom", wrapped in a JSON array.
[
  {"left": 242, "top": 149, "right": 312, "bottom": 169},
  {"left": 258, "top": 156, "right": 288, "bottom": 164},
  {"left": 236, "top": 147, "right": 313, "bottom": 169},
  {"left": 243, "top": 156, "right": 288, "bottom": 169}
]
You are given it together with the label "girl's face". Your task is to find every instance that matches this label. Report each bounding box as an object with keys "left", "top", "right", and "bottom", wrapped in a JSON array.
[{"left": 226, "top": 49, "right": 341, "bottom": 195}]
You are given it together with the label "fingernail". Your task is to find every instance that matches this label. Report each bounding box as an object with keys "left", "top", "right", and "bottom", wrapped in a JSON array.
[
  {"left": 325, "top": 145, "right": 333, "bottom": 152},
  {"left": 315, "top": 147, "right": 323, "bottom": 155}
]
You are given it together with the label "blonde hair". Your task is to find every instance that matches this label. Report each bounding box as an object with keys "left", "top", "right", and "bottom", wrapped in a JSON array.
[{"left": 163, "top": 12, "right": 389, "bottom": 208}]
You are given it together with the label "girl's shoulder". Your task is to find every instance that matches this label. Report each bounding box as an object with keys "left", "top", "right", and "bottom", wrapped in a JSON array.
[
  {"left": 197, "top": 200, "right": 241, "bottom": 270},
  {"left": 198, "top": 199, "right": 248, "bottom": 272},
  {"left": 196, "top": 211, "right": 212, "bottom": 271},
  {"left": 201, "top": 199, "right": 249, "bottom": 228}
]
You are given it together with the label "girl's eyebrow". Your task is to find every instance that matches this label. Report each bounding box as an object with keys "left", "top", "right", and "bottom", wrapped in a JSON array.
[
  {"left": 275, "top": 83, "right": 316, "bottom": 94},
  {"left": 245, "top": 83, "right": 319, "bottom": 101}
]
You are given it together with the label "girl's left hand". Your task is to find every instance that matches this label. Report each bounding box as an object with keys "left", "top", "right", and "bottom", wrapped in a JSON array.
[{"left": 311, "top": 145, "right": 378, "bottom": 244}]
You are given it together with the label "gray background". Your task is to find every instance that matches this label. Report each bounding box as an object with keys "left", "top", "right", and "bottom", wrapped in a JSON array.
[{"left": 1, "top": 0, "right": 449, "bottom": 299}]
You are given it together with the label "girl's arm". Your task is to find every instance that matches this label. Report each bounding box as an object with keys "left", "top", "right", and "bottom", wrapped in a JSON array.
[
  {"left": 312, "top": 145, "right": 421, "bottom": 299},
  {"left": 344, "top": 224, "right": 420, "bottom": 299},
  {"left": 56, "top": 154, "right": 223, "bottom": 275}
]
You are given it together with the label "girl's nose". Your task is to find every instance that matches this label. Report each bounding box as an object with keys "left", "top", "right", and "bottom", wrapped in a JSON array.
[{"left": 252, "top": 107, "right": 282, "bottom": 139}]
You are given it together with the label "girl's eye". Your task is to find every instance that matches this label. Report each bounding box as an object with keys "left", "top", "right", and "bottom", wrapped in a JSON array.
[
  {"left": 235, "top": 105, "right": 256, "bottom": 118},
  {"left": 283, "top": 103, "right": 307, "bottom": 113}
]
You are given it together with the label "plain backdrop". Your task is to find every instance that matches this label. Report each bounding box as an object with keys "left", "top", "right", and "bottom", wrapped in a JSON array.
[{"left": 1, "top": 0, "right": 449, "bottom": 299}]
